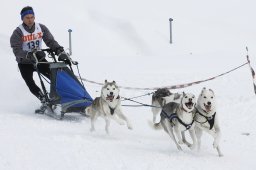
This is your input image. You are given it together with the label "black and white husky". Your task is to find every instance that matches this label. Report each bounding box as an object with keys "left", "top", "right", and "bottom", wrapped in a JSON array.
[
  {"left": 154, "top": 92, "right": 197, "bottom": 151},
  {"left": 151, "top": 88, "right": 181, "bottom": 123},
  {"left": 194, "top": 88, "right": 223, "bottom": 157},
  {"left": 86, "top": 80, "right": 132, "bottom": 134}
]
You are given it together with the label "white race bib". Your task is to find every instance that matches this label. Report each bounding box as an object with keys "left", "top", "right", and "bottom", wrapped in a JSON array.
[{"left": 19, "top": 23, "right": 43, "bottom": 52}]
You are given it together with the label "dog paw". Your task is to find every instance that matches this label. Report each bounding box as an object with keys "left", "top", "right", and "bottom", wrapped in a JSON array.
[
  {"left": 218, "top": 153, "right": 224, "bottom": 157},
  {"left": 213, "top": 142, "right": 218, "bottom": 148},
  {"left": 177, "top": 145, "right": 183, "bottom": 151},
  {"left": 212, "top": 133, "right": 218, "bottom": 138},
  {"left": 178, "top": 141, "right": 184, "bottom": 145},
  {"left": 128, "top": 125, "right": 133, "bottom": 130},
  {"left": 185, "top": 142, "right": 192, "bottom": 147},
  {"left": 119, "top": 122, "right": 125, "bottom": 125},
  {"left": 189, "top": 144, "right": 196, "bottom": 150},
  {"left": 105, "top": 129, "right": 110, "bottom": 135},
  {"left": 197, "top": 148, "right": 201, "bottom": 153}
]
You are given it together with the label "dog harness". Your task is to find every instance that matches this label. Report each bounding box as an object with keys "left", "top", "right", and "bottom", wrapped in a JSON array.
[
  {"left": 195, "top": 109, "right": 216, "bottom": 130},
  {"left": 108, "top": 95, "right": 120, "bottom": 115},
  {"left": 161, "top": 110, "right": 194, "bottom": 130},
  {"left": 109, "top": 107, "right": 115, "bottom": 115}
]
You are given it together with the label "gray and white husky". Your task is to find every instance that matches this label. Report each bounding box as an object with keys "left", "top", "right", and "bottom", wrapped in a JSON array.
[
  {"left": 154, "top": 92, "right": 197, "bottom": 151},
  {"left": 86, "top": 80, "right": 132, "bottom": 134},
  {"left": 194, "top": 88, "right": 223, "bottom": 157},
  {"left": 151, "top": 88, "right": 181, "bottom": 123}
]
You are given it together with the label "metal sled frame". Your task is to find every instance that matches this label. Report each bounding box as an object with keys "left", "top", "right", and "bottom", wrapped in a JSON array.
[{"left": 33, "top": 49, "right": 91, "bottom": 119}]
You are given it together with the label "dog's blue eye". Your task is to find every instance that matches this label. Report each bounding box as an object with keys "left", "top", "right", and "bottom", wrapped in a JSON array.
[
  {"left": 185, "top": 96, "right": 188, "bottom": 98},
  {"left": 113, "top": 88, "right": 115, "bottom": 90},
  {"left": 204, "top": 96, "right": 206, "bottom": 98},
  {"left": 107, "top": 88, "right": 109, "bottom": 90},
  {"left": 211, "top": 96, "right": 213, "bottom": 99}
]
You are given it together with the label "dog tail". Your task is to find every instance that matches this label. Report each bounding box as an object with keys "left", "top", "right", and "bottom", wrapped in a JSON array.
[{"left": 148, "top": 120, "right": 162, "bottom": 130}]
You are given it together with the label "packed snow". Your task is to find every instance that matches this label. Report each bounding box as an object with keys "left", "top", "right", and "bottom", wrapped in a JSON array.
[{"left": 1, "top": 0, "right": 256, "bottom": 169}]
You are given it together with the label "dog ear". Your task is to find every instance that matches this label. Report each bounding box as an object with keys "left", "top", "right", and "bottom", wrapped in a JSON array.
[
  {"left": 105, "top": 79, "right": 108, "bottom": 83},
  {"left": 209, "top": 89, "right": 215, "bottom": 96},
  {"left": 202, "top": 87, "right": 206, "bottom": 92},
  {"left": 201, "top": 87, "right": 206, "bottom": 96},
  {"left": 174, "top": 93, "right": 181, "bottom": 100},
  {"left": 182, "top": 92, "right": 186, "bottom": 96},
  {"left": 112, "top": 80, "right": 116, "bottom": 84},
  {"left": 161, "top": 98, "right": 166, "bottom": 106}
]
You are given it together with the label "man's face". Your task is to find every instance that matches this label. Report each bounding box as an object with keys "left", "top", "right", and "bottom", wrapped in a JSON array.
[{"left": 23, "top": 14, "right": 35, "bottom": 28}]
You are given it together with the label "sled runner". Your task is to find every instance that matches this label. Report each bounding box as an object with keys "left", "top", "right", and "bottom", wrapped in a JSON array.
[{"left": 33, "top": 48, "right": 93, "bottom": 119}]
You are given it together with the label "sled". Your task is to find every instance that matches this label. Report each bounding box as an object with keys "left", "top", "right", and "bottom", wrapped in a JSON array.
[{"left": 33, "top": 48, "right": 93, "bottom": 120}]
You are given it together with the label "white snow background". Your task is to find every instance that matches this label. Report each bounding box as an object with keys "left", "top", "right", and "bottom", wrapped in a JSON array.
[{"left": 0, "top": 0, "right": 256, "bottom": 169}]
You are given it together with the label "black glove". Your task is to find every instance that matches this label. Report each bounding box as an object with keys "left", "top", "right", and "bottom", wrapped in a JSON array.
[
  {"left": 26, "top": 51, "right": 46, "bottom": 63},
  {"left": 58, "top": 53, "right": 71, "bottom": 65},
  {"left": 35, "top": 51, "right": 46, "bottom": 61},
  {"left": 55, "top": 47, "right": 64, "bottom": 56}
]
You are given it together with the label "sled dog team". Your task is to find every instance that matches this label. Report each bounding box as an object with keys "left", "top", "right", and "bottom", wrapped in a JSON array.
[{"left": 86, "top": 80, "right": 223, "bottom": 157}]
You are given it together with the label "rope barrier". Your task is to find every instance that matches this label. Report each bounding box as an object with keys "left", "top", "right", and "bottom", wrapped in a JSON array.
[
  {"left": 77, "top": 61, "right": 250, "bottom": 91},
  {"left": 246, "top": 47, "right": 256, "bottom": 94}
]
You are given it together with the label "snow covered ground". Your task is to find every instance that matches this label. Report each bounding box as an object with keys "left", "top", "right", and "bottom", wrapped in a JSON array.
[{"left": 1, "top": 0, "right": 256, "bottom": 169}]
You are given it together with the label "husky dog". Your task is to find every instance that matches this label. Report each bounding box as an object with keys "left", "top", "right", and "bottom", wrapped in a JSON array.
[
  {"left": 86, "top": 80, "right": 132, "bottom": 134},
  {"left": 154, "top": 92, "right": 197, "bottom": 151},
  {"left": 194, "top": 88, "right": 223, "bottom": 157},
  {"left": 151, "top": 88, "right": 181, "bottom": 123}
]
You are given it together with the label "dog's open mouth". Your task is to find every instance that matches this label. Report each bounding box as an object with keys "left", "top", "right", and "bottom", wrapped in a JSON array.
[
  {"left": 185, "top": 102, "right": 194, "bottom": 109},
  {"left": 204, "top": 103, "right": 211, "bottom": 112},
  {"left": 106, "top": 95, "right": 115, "bottom": 102}
]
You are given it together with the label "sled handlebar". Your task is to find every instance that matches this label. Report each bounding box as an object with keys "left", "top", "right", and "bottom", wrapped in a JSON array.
[
  {"left": 41, "top": 48, "right": 57, "bottom": 62},
  {"left": 41, "top": 48, "right": 53, "bottom": 52},
  {"left": 37, "top": 48, "right": 78, "bottom": 66}
]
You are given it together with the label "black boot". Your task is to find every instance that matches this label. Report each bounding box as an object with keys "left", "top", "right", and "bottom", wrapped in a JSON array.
[
  {"left": 37, "top": 91, "right": 46, "bottom": 103},
  {"left": 35, "top": 91, "right": 47, "bottom": 114}
]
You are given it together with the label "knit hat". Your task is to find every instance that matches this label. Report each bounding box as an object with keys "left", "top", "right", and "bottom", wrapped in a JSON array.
[{"left": 20, "top": 6, "right": 34, "bottom": 20}]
